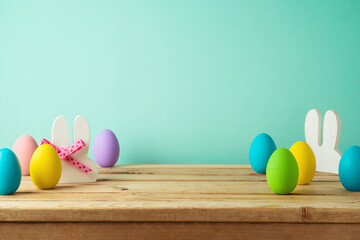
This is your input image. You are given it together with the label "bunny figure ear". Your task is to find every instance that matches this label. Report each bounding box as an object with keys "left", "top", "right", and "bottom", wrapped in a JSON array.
[
  {"left": 305, "top": 109, "right": 322, "bottom": 148},
  {"left": 73, "top": 115, "right": 90, "bottom": 151},
  {"left": 52, "top": 116, "right": 69, "bottom": 148},
  {"left": 322, "top": 110, "right": 341, "bottom": 150}
]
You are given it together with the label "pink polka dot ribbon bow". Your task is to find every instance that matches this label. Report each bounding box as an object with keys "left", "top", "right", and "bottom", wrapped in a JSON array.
[{"left": 40, "top": 138, "right": 93, "bottom": 173}]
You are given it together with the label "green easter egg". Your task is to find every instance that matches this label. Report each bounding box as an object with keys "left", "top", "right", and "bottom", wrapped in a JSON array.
[{"left": 266, "top": 148, "right": 299, "bottom": 194}]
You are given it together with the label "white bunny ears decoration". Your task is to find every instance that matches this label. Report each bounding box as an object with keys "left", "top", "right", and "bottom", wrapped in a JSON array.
[
  {"left": 47, "top": 115, "right": 98, "bottom": 183},
  {"left": 305, "top": 109, "right": 342, "bottom": 174}
]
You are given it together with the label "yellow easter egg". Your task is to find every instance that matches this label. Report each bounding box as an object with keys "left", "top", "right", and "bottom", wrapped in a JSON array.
[
  {"left": 30, "top": 144, "right": 62, "bottom": 189},
  {"left": 290, "top": 141, "right": 316, "bottom": 185}
]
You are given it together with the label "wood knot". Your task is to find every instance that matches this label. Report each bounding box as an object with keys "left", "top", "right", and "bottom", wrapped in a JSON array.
[
  {"left": 114, "top": 185, "right": 129, "bottom": 191},
  {"left": 301, "top": 207, "right": 313, "bottom": 222}
]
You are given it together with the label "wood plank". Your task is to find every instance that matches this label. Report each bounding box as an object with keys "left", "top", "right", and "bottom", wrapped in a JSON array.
[
  {"left": 99, "top": 166, "right": 258, "bottom": 175},
  {"left": 1, "top": 192, "right": 359, "bottom": 202},
  {"left": 98, "top": 165, "right": 337, "bottom": 176},
  {"left": 101, "top": 164, "right": 254, "bottom": 170},
  {"left": 96, "top": 173, "right": 339, "bottom": 182},
  {"left": 15, "top": 178, "right": 351, "bottom": 196},
  {"left": 0, "top": 195, "right": 360, "bottom": 223},
  {"left": 0, "top": 222, "right": 359, "bottom": 240},
  {"left": 21, "top": 172, "right": 340, "bottom": 183}
]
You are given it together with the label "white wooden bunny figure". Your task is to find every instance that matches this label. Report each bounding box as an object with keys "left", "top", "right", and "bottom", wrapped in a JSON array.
[
  {"left": 44, "top": 115, "right": 98, "bottom": 183},
  {"left": 305, "top": 109, "right": 342, "bottom": 174}
]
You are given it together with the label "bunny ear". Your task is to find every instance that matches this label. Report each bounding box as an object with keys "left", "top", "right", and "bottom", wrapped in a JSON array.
[
  {"left": 73, "top": 115, "right": 90, "bottom": 146},
  {"left": 322, "top": 110, "right": 341, "bottom": 149},
  {"left": 52, "top": 115, "right": 69, "bottom": 147},
  {"left": 305, "top": 109, "right": 322, "bottom": 148}
]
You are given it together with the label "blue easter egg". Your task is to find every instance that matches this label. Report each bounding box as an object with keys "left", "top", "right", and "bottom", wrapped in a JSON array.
[
  {"left": 339, "top": 146, "right": 360, "bottom": 191},
  {"left": 249, "top": 133, "right": 277, "bottom": 174},
  {"left": 0, "top": 148, "right": 22, "bottom": 195}
]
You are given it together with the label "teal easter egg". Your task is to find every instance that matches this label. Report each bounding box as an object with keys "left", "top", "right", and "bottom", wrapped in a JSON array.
[
  {"left": 339, "top": 146, "right": 360, "bottom": 191},
  {"left": 266, "top": 148, "right": 299, "bottom": 194},
  {"left": 0, "top": 148, "right": 22, "bottom": 195},
  {"left": 249, "top": 133, "right": 276, "bottom": 173}
]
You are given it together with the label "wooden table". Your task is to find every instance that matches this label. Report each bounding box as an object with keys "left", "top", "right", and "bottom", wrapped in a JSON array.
[{"left": 0, "top": 165, "right": 359, "bottom": 239}]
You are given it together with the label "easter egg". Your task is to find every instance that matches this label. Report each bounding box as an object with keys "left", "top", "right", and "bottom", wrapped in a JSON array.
[
  {"left": 339, "top": 146, "right": 360, "bottom": 191},
  {"left": 266, "top": 148, "right": 299, "bottom": 194},
  {"left": 290, "top": 141, "right": 316, "bottom": 184},
  {"left": 30, "top": 144, "right": 62, "bottom": 189},
  {"left": 0, "top": 148, "right": 22, "bottom": 195},
  {"left": 93, "top": 129, "right": 120, "bottom": 167},
  {"left": 12, "top": 134, "right": 38, "bottom": 176},
  {"left": 249, "top": 133, "right": 276, "bottom": 173}
]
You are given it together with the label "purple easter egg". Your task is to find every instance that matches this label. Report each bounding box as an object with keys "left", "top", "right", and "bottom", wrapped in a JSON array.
[{"left": 93, "top": 129, "right": 120, "bottom": 167}]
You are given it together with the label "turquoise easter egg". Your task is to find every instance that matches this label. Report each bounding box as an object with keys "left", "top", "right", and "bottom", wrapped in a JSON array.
[
  {"left": 249, "top": 133, "right": 276, "bottom": 173},
  {"left": 0, "top": 148, "right": 22, "bottom": 195},
  {"left": 266, "top": 148, "right": 299, "bottom": 194},
  {"left": 339, "top": 146, "right": 360, "bottom": 191}
]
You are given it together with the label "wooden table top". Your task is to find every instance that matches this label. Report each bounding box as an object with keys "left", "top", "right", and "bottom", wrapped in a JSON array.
[{"left": 1, "top": 164, "right": 358, "bottom": 224}]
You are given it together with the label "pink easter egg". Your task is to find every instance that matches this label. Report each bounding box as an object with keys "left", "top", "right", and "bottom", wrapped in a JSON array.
[{"left": 12, "top": 135, "right": 38, "bottom": 176}]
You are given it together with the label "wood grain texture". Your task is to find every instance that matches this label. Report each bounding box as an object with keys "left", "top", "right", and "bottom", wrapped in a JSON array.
[
  {"left": 0, "top": 222, "right": 359, "bottom": 240},
  {"left": 0, "top": 165, "right": 358, "bottom": 239}
]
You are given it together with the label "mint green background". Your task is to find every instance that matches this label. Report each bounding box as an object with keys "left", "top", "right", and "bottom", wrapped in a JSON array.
[{"left": 0, "top": 1, "right": 359, "bottom": 164}]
